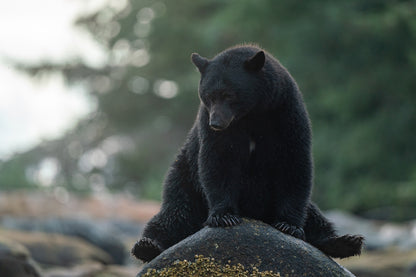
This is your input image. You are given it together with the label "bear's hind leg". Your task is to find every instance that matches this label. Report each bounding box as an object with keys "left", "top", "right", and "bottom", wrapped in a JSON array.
[
  {"left": 304, "top": 202, "right": 364, "bottom": 258},
  {"left": 312, "top": 234, "right": 364, "bottom": 258},
  {"left": 132, "top": 154, "right": 207, "bottom": 262},
  {"left": 132, "top": 194, "right": 207, "bottom": 262}
]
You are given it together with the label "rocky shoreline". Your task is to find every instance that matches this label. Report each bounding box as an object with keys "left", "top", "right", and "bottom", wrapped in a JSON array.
[
  {"left": 0, "top": 191, "right": 156, "bottom": 276},
  {"left": 1, "top": 191, "right": 416, "bottom": 277}
]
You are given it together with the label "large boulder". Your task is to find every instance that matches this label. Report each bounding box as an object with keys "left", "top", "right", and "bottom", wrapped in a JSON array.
[{"left": 137, "top": 219, "right": 355, "bottom": 277}]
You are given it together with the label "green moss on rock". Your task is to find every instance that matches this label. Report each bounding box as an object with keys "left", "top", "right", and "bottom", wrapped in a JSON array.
[{"left": 142, "top": 255, "right": 280, "bottom": 277}]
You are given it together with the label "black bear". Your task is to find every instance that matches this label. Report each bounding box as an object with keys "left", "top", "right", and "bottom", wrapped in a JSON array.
[{"left": 132, "top": 45, "right": 363, "bottom": 262}]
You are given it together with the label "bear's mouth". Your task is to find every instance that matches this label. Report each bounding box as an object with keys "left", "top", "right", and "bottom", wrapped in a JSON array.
[
  {"left": 210, "top": 125, "right": 225, "bottom": 131},
  {"left": 209, "top": 116, "right": 234, "bottom": 131}
]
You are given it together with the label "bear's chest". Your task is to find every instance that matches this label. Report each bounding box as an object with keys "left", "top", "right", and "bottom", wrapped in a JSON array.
[
  {"left": 245, "top": 134, "right": 279, "bottom": 176},
  {"left": 249, "top": 137, "right": 256, "bottom": 155}
]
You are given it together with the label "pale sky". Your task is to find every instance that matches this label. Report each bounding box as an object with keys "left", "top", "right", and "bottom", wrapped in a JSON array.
[{"left": 0, "top": 0, "right": 122, "bottom": 160}]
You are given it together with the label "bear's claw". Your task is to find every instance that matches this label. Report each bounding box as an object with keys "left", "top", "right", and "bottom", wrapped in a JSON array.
[
  {"left": 205, "top": 213, "right": 242, "bottom": 227},
  {"left": 274, "top": 221, "right": 305, "bottom": 240}
]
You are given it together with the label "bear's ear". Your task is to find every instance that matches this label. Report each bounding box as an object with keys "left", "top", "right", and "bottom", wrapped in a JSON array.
[
  {"left": 244, "top": 51, "right": 265, "bottom": 72},
  {"left": 191, "top": 53, "right": 209, "bottom": 73}
]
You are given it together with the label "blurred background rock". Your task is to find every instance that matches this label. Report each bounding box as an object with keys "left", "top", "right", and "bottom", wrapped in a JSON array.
[{"left": 0, "top": 0, "right": 415, "bottom": 276}]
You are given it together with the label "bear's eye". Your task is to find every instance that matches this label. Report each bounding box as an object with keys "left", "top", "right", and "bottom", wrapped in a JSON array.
[{"left": 201, "top": 93, "right": 213, "bottom": 106}]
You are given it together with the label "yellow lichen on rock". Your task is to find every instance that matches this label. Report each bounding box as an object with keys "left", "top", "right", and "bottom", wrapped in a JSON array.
[{"left": 142, "top": 255, "right": 280, "bottom": 277}]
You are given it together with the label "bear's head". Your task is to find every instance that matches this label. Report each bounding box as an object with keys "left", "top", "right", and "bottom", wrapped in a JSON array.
[{"left": 191, "top": 46, "right": 266, "bottom": 131}]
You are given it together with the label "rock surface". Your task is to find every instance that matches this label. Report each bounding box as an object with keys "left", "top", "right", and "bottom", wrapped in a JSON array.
[
  {"left": 4, "top": 191, "right": 416, "bottom": 276},
  {"left": 0, "top": 229, "right": 112, "bottom": 267},
  {"left": 326, "top": 210, "right": 416, "bottom": 251},
  {"left": 0, "top": 217, "right": 138, "bottom": 264},
  {"left": 338, "top": 248, "right": 416, "bottom": 277},
  {"left": 43, "top": 263, "right": 139, "bottom": 277},
  {"left": 0, "top": 236, "right": 42, "bottom": 277},
  {"left": 137, "top": 219, "right": 355, "bottom": 277}
]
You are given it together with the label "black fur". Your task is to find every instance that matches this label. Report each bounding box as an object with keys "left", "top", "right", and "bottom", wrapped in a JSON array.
[{"left": 132, "top": 45, "right": 364, "bottom": 262}]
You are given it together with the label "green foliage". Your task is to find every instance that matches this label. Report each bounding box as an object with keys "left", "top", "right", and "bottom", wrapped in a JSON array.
[
  {"left": 0, "top": 158, "right": 35, "bottom": 190},
  {"left": 1, "top": 0, "right": 416, "bottom": 220}
]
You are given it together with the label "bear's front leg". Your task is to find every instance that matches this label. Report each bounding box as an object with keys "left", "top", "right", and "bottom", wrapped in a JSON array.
[
  {"left": 272, "top": 176, "right": 309, "bottom": 241},
  {"left": 270, "top": 138, "right": 312, "bottom": 241},
  {"left": 198, "top": 134, "right": 245, "bottom": 228},
  {"left": 201, "top": 173, "right": 242, "bottom": 227},
  {"left": 205, "top": 204, "right": 242, "bottom": 227}
]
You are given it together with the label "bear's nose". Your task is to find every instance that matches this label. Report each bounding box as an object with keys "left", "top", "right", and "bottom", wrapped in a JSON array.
[{"left": 209, "top": 120, "right": 225, "bottom": 131}]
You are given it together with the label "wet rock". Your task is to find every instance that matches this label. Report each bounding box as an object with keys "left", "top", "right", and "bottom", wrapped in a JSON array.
[
  {"left": 326, "top": 210, "right": 416, "bottom": 251},
  {"left": 43, "top": 262, "right": 102, "bottom": 277},
  {"left": 0, "top": 217, "right": 141, "bottom": 264},
  {"left": 338, "top": 248, "right": 416, "bottom": 277},
  {"left": 137, "top": 219, "right": 355, "bottom": 277},
  {"left": 0, "top": 229, "right": 112, "bottom": 267},
  {"left": 97, "top": 264, "right": 141, "bottom": 277},
  {"left": 0, "top": 236, "right": 42, "bottom": 277},
  {"left": 43, "top": 263, "right": 140, "bottom": 277},
  {"left": 406, "top": 261, "right": 416, "bottom": 276}
]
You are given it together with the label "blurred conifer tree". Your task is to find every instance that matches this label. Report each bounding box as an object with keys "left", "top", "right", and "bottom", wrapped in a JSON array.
[{"left": 1, "top": 0, "right": 415, "bottom": 220}]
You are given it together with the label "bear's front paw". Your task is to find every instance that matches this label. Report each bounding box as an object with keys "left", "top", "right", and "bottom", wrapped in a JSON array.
[
  {"left": 205, "top": 213, "right": 241, "bottom": 227},
  {"left": 131, "top": 237, "right": 163, "bottom": 262},
  {"left": 274, "top": 222, "right": 305, "bottom": 240}
]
